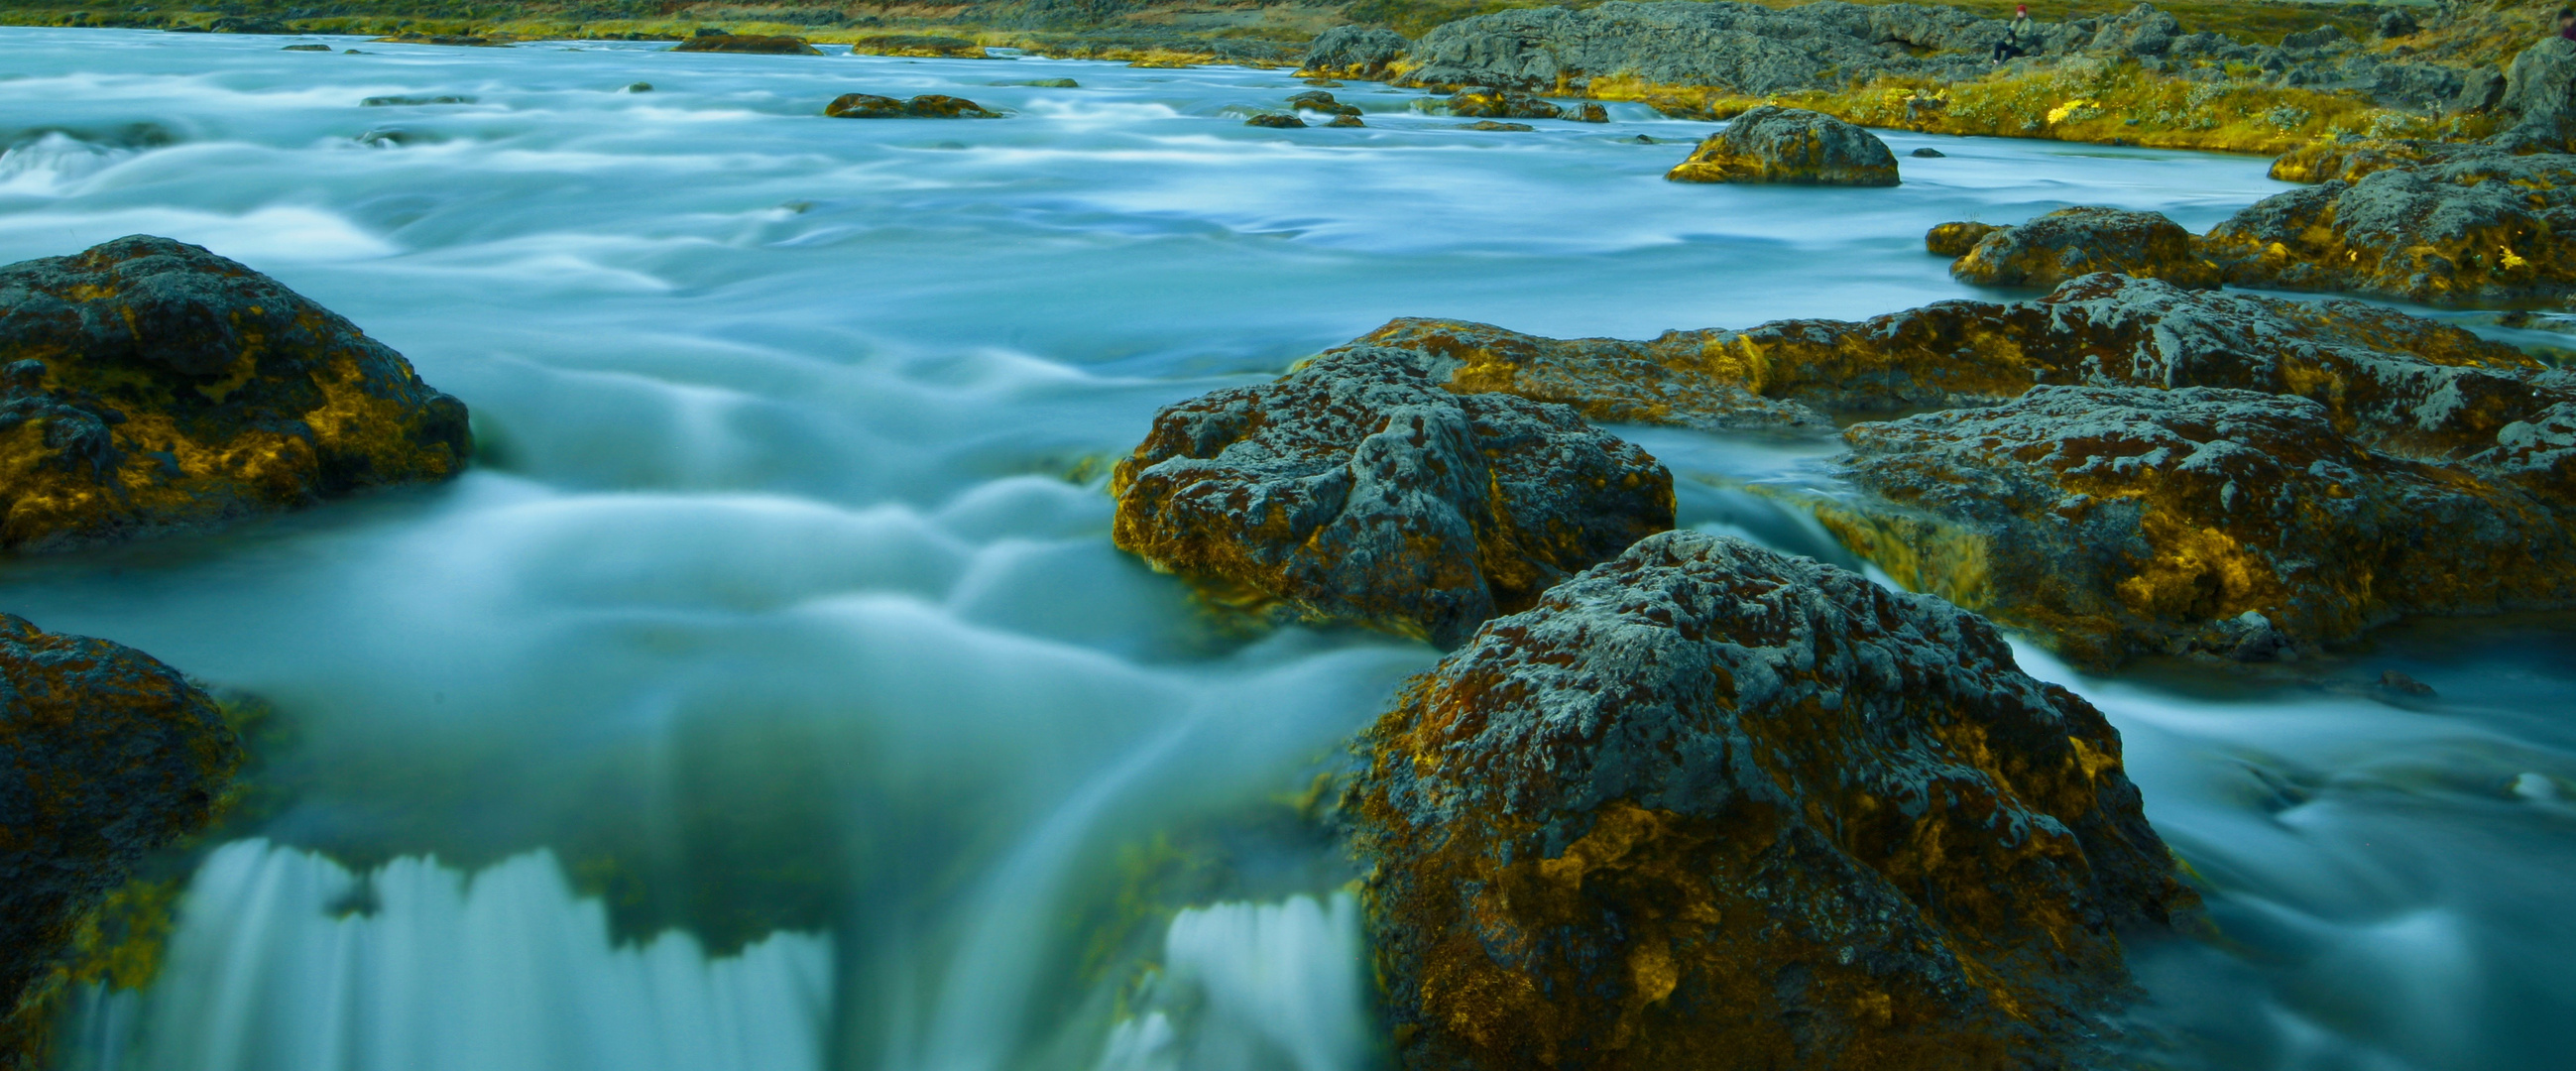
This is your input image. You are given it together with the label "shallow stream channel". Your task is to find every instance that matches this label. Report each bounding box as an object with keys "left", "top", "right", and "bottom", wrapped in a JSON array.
[{"left": 3, "top": 25, "right": 2571, "bottom": 1071}]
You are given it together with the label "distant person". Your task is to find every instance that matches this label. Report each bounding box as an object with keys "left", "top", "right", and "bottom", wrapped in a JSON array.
[
  {"left": 1993, "top": 4, "right": 2035, "bottom": 63},
  {"left": 2559, "top": 6, "right": 2576, "bottom": 40}
]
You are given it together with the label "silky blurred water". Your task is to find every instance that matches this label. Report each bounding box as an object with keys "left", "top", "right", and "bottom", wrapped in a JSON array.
[{"left": 2, "top": 26, "right": 2570, "bottom": 1071}]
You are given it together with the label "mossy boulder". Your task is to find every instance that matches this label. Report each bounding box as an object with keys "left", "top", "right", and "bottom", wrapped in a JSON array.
[
  {"left": 1459, "top": 120, "right": 1535, "bottom": 132},
  {"left": 824, "top": 93, "right": 1000, "bottom": 118},
  {"left": 1348, "top": 530, "right": 2194, "bottom": 1071},
  {"left": 1447, "top": 86, "right": 1561, "bottom": 120},
  {"left": 847, "top": 34, "right": 989, "bottom": 59},
  {"left": 1665, "top": 105, "right": 1898, "bottom": 186},
  {"left": 1286, "top": 89, "right": 1361, "bottom": 116},
  {"left": 2204, "top": 147, "right": 2576, "bottom": 306},
  {"left": 671, "top": 33, "right": 820, "bottom": 55},
  {"left": 0, "top": 235, "right": 470, "bottom": 553},
  {"left": 1245, "top": 113, "right": 1308, "bottom": 129},
  {"left": 1299, "top": 25, "right": 1409, "bottom": 81},
  {"left": 1925, "top": 220, "right": 2000, "bottom": 257},
  {"left": 1109, "top": 345, "right": 1674, "bottom": 648},
  {"left": 2, "top": 615, "right": 240, "bottom": 1063},
  {"left": 1828, "top": 385, "right": 2576, "bottom": 665},
  {"left": 1948, "top": 206, "right": 2220, "bottom": 290}
]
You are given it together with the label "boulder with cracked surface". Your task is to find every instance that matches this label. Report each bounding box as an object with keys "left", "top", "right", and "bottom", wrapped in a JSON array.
[
  {"left": 1109, "top": 345, "right": 1674, "bottom": 648},
  {"left": 1666, "top": 105, "right": 1897, "bottom": 185},
  {"left": 1825, "top": 385, "right": 2576, "bottom": 665},
  {"left": 0, "top": 235, "right": 471, "bottom": 553},
  {"left": 1945, "top": 206, "right": 2219, "bottom": 290},
  {"left": 1297, "top": 25, "right": 1409, "bottom": 80},
  {"left": 1348, "top": 529, "right": 2195, "bottom": 1071},
  {"left": 2205, "top": 146, "right": 2576, "bottom": 306}
]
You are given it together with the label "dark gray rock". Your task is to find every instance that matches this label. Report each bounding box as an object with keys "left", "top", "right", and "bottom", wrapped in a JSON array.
[
  {"left": 1109, "top": 345, "right": 1674, "bottom": 648},
  {"left": 2457, "top": 66, "right": 2506, "bottom": 113},
  {"left": 0, "top": 235, "right": 471, "bottom": 552},
  {"left": 1286, "top": 89, "right": 1360, "bottom": 116},
  {"left": 1245, "top": 112, "right": 1307, "bottom": 128},
  {"left": 1666, "top": 105, "right": 1897, "bottom": 185},
  {"left": 2378, "top": 9, "right": 2418, "bottom": 39},
  {"left": 1347, "top": 529, "right": 2194, "bottom": 1071},
  {"left": 2503, "top": 38, "right": 2576, "bottom": 145},
  {"left": 1300, "top": 25, "right": 1409, "bottom": 79},
  {"left": 2, "top": 615, "right": 239, "bottom": 1056},
  {"left": 1911, "top": 145, "right": 1945, "bottom": 157}
]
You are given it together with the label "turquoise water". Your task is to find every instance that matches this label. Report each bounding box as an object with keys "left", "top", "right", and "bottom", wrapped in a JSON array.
[{"left": 3, "top": 26, "right": 2570, "bottom": 1071}]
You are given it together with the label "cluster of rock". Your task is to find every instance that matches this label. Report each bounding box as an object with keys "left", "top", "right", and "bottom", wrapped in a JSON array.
[
  {"left": 1447, "top": 87, "right": 1607, "bottom": 123},
  {"left": 1296, "top": 1, "right": 2467, "bottom": 114},
  {"left": 826, "top": 93, "right": 1000, "bottom": 118},
  {"left": 1939, "top": 139, "right": 2576, "bottom": 309},
  {"left": 1108, "top": 291, "right": 2214, "bottom": 1066},
  {"left": 0, "top": 235, "right": 465, "bottom": 1062}
]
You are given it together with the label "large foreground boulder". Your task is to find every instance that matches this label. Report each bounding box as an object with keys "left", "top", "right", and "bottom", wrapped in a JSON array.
[
  {"left": 1109, "top": 346, "right": 1674, "bottom": 648},
  {"left": 1666, "top": 106, "right": 1897, "bottom": 185},
  {"left": 0, "top": 235, "right": 471, "bottom": 552},
  {"left": 2204, "top": 147, "right": 2576, "bottom": 306},
  {"left": 1347, "top": 531, "right": 2194, "bottom": 1071},
  {"left": 1829, "top": 386, "right": 2576, "bottom": 664},
  {"left": 2, "top": 615, "right": 240, "bottom": 1063},
  {"left": 1944, "top": 206, "right": 2219, "bottom": 290}
]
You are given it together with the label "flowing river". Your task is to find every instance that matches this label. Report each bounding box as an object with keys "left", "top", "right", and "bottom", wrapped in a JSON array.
[{"left": 3, "top": 26, "right": 2571, "bottom": 1071}]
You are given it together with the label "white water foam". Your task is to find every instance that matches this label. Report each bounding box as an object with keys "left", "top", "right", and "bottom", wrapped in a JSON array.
[
  {"left": 1097, "top": 892, "right": 1368, "bottom": 1071},
  {"left": 62, "top": 840, "right": 832, "bottom": 1071}
]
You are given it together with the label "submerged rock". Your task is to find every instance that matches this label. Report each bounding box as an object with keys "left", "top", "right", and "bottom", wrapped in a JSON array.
[
  {"left": 846, "top": 34, "right": 989, "bottom": 59},
  {"left": 1830, "top": 385, "right": 2576, "bottom": 664},
  {"left": 1, "top": 615, "right": 240, "bottom": 1057},
  {"left": 0, "top": 235, "right": 471, "bottom": 552},
  {"left": 1911, "top": 145, "right": 1945, "bottom": 158},
  {"left": 1299, "top": 25, "right": 1409, "bottom": 81},
  {"left": 672, "top": 34, "right": 820, "bottom": 55},
  {"left": 2204, "top": 147, "right": 2576, "bottom": 306},
  {"left": 1245, "top": 113, "right": 1308, "bottom": 128},
  {"left": 1329, "top": 115, "right": 1367, "bottom": 128},
  {"left": 1666, "top": 106, "right": 1897, "bottom": 185},
  {"left": 824, "top": 93, "right": 1000, "bottom": 119},
  {"left": 1448, "top": 86, "right": 1561, "bottom": 120},
  {"left": 1459, "top": 120, "right": 1535, "bottom": 132},
  {"left": 1947, "top": 206, "right": 2219, "bottom": 290},
  {"left": 1109, "top": 345, "right": 1674, "bottom": 648},
  {"left": 1348, "top": 530, "right": 2194, "bottom": 1071}
]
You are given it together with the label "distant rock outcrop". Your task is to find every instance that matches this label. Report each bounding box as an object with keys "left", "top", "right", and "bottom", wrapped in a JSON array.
[
  {"left": 1944, "top": 206, "right": 2219, "bottom": 290},
  {"left": 672, "top": 33, "right": 821, "bottom": 55},
  {"left": 1665, "top": 105, "right": 1898, "bottom": 185},
  {"left": 0, "top": 235, "right": 471, "bottom": 552},
  {"left": 2, "top": 615, "right": 240, "bottom": 1063},
  {"left": 1109, "top": 345, "right": 1674, "bottom": 648},
  {"left": 825, "top": 93, "right": 1000, "bottom": 118},
  {"left": 1299, "top": 25, "right": 1409, "bottom": 80},
  {"left": 847, "top": 34, "right": 990, "bottom": 59},
  {"left": 1349, "top": 530, "right": 2195, "bottom": 1071}
]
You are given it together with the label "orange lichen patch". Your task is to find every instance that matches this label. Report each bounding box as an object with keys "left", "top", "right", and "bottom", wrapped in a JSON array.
[
  {"left": 0, "top": 235, "right": 470, "bottom": 552},
  {"left": 1348, "top": 532, "right": 2191, "bottom": 1071},
  {"left": 1927, "top": 220, "right": 2002, "bottom": 257}
]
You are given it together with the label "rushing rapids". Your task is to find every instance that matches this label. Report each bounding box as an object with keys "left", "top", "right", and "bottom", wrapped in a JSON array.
[{"left": 2, "top": 25, "right": 2572, "bottom": 1071}]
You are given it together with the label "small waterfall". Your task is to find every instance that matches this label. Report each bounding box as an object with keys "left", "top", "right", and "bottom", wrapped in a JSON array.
[
  {"left": 61, "top": 840, "right": 832, "bottom": 1071},
  {"left": 1096, "top": 892, "right": 1370, "bottom": 1071}
]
